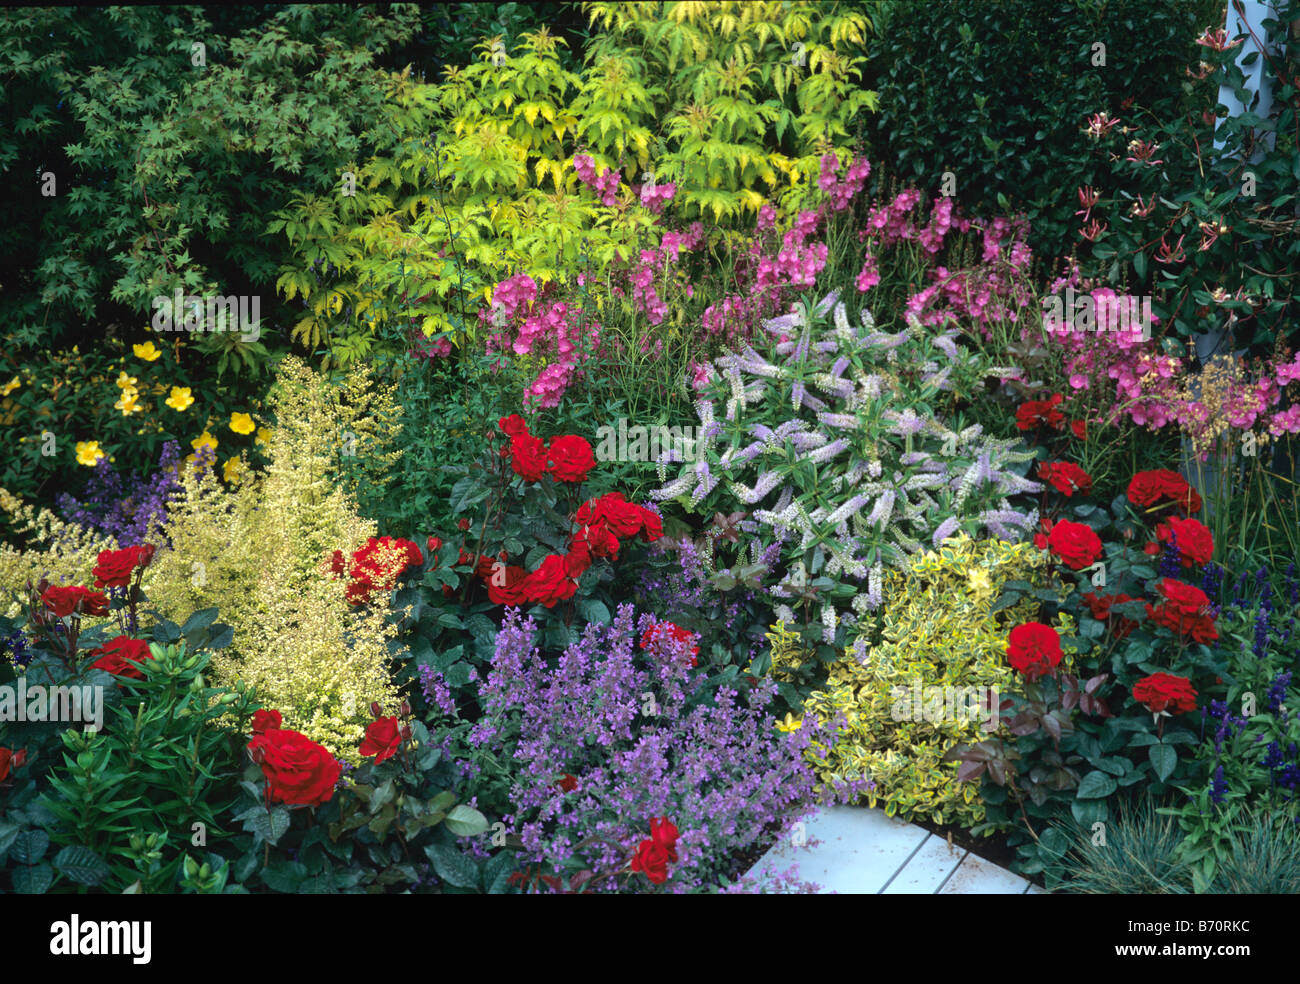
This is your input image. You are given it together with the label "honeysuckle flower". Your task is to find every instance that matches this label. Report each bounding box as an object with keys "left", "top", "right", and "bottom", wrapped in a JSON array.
[
  {"left": 1080, "top": 219, "right": 1107, "bottom": 241},
  {"left": 0, "top": 376, "right": 19, "bottom": 397},
  {"left": 1195, "top": 26, "right": 1243, "bottom": 51},
  {"left": 1075, "top": 185, "right": 1100, "bottom": 214},
  {"left": 229, "top": 412, "right": 255, "bottom": 435},
  {"left": 1125, "top": 139, "right": 1163, "bottom": 164},
  {"left": 165, "top": 386, "right": 194, "bottom": 411},
  {"left": 1155, "top": 233, "right": 1187, "bottom": 264},
  {"left": 1084, "top": 112, "right": 1120, "bottom": 139},
  {"left": 133, "top": 341, "right": 161, "bottom": 362},
  {"left": 1129, "top": 194, "right": 1156, "bottom": 217},
  {"left": 76, "top": 441, "right": 105, "bottom": 466}
]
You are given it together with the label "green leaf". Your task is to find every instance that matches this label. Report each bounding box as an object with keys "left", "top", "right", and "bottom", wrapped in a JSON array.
[
  {"left": 444, "top": 804, "right": 489, "bottom": 837},
  {"left": 181, "top": 607, "right": 220, "bottom": 637},
  {"left": 481, "top": 849, "right": 516, "bottom": 894},
  {"left": 424, "top": 842, "right": 480, "bottom": 889},
  {"left": 575, "top": 599, "right": 611, "bottom": 625},
  {"left": 52, "top": 845, "right": 111, "bottom": 886},
  {"left": 241, "top": 805, "right": 291, "bottom": 845},
  {"left": 12, "top": 862, "right": 53, "bottom": 894},
  {"left": 1148, "top": 743, "right": 1177, "bottom": 782},
  {"left": 10, "top": 829, "right": 49, "bottom": 865},
  {"left": 1076, "top": 770, "right": 1118, "bottom": 799}
]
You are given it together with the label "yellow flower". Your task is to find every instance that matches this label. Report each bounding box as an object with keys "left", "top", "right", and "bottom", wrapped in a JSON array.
[
  {"left": 191, "top": 430, "right": 218, "bottom": 454},
  {"left": 775, "top": 713, "right": 804, "bottom": 734},
  {"left": 222, "top": 457, "right": 244, "bottom": 483},
  {"left": 114, "top": 388, "right": 142, "bottom": 416},
  {"left": 133, "top": 341, "right": 162, "bottom": 362},
  {"left": 166, "top": 386, "right": 195, "bottom": 412},
  {"left": 255, "top": 426, "right": 273, "bottom": 446},
  {"left": 229, "top": 412, "right": 255, "bottom": 435},
  {"left": 75, "top": 441, "right": 105, "bottom": 466},
  {"left": 0, "top": 377, "right": 19, "bottom": 397},
  {"left": 967, "top": 569, "right": 994, "bottom": 603},
  {"left": 115, "top": 370, "right": 138, "bottom": 390}
]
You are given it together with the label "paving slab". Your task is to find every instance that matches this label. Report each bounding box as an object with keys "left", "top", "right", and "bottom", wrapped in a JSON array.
[
  {"left": 749, "top": 805, "right": 928, "bottom": 893},
  {"left": 937, "top": 851, "right": 1031, "bottom": 894},
  {"left": 882, "top": 833, "right": 967, "bottom": 894}
]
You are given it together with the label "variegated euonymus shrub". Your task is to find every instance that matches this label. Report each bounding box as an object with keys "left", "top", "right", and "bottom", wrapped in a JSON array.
[{"left": 651, "top": 290, "right": 1042, "bottom": 641}]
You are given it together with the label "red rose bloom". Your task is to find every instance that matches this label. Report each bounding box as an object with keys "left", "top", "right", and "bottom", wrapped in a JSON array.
[
  {"left": 1132, "top": 672, "right": 1198, "bottom": 715},
  {"left": 1154, "top": 516, "right": 1214, "bottom": 568},
  {"left": 1033, "top": 516, "right": 1054, "bottom": 550},
  {"left": 345, "top": 536, "right": 424, "bottom": 605},
  {"left": 1127, "top": 469, "right": 1202, "bottom": 514},
  {"left": 1006, "top": 623, "right": 1063, "bottom": 680},
  {"left": 546, "top": 435, "right": 596, "bottom": 483},
  {"left": 88, "top": 636, "right": 154, "bottom": 679},
  {"left": 251, "top": 709, "right": 283, "bottom": 735},
  {"left": 522, "top": 554, "right": 579, "bottom": 608},
  {"left": 0, "top": 747, "right": 28, "bottom": 782},
  {"left": 41, "top": 585, "right": 110, "bottom": 618},
  {"left": 486, "top": 564, "right": 529, "bottom": 606},
  {"left": 1015, "top": 393, "right": 1066, "bottom": 431},
  {"left": 1070, "top": 419, "right": 1087, "bottom": 440},
  {"left": 1146, "top": 579, "right": 1218, "bottom": 642},
  {"left": 630, "top": 816, "right": 680, "bottom": 885},
  {"left": 92, "top": 545, "right": 153, "bottom": 589},
  {"left": 640, "top": 622, "right": 700, "bottom": 667},
  {"left": 558, "top": 773, "right": 578, "bottom": 793},
  {"left": 498, "top": 414, "right": 530, "bottom": 437},
  {"left": 1046, "top": 520, "right": 1103, "bottom": 570},
  {"left": 1037, "top": 461, "right": 1093, "bottom": 497},
  {"left": 247, "top": 729, "right": 341, "bottom": 806},
  {"left": 359, "top": 717, "right": 404, "bottom": 764},
  {"left": 1083, "top": 592, "right": 1142, "bottom": 639},
  {"left": 329, "top": 550, "right": 347, "bottom": 577},
  {"left": 426, "top": 536, "right": 443, "bottom": 560},
  {"left": 509, "top": 433, "right": 548, "bottom": 482}
]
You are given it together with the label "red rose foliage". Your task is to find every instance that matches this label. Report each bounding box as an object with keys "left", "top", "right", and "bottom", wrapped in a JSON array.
[{"left": 246, "top": 728, "right": 341, "bottom": 806}]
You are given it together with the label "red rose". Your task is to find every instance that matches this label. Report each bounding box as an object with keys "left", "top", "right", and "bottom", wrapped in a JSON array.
[
  {"left": 88, "top": 636, "right": 154, "bottom": 680},
  {"left": 546, "top": 435, "right": 595, "bottom": 483},
  {"left": 251, "top": 709, "right": 283, "bottom": 735},
  {"left": 1146, "top": 579, "right": 1218, "bottom": 642},
  {"left": 1070, "top": 419, "right": 1087, "bottom": 440},
  {"left": 1037, "top": 461, "right": 1093, "bottom": 497},
  {"left": 1006, "top": 623, "right": 1063, "bottom": 680},
  {"left": 631, "top": 838, "right": 673, "bottom": 884},
  {"left": 523, "top": 554, "right": 580, "bottom": 608},
  {"left": 640, "top": 622, "right": 700, "bottom": 667},
  {"left": 41, "top": 585, "right": 110, "bottom": 618},
  {"left": 1082, "top": 592, "right": 1141, "bottom": 639},
  {"left": 345, "top": 536, "right": 424, "bottom": 605},
  {"left": 638, "top": 507, "right": 663, "bottom": 543},
  {"left": 1127, "top": 469, "right": 1202, "bottom": 514},
  {"left": 1131, "top": 672, "right": 1198, "bottom": 715},
  {"left": 1015, "top": 393, "right": 1066, "bottom": 432},
  {"left": 557, "top": 773, "right": 578, "bottom": 793},
  {"left": 1033, "top": 516, "right": 1054, "bottom": 550},
  {"left": 92, "top": 545, "right": 152, "bottom": 589},
  {"left": 1046, "top": 520, "right": 1103, "bottom": 570},
  {"left": 247, "top": 728, "right": 341, "bottom": 806},
  {"left": 426, "top": 536, "right": 443, "bottom": 560},
  {"left": 498, "top": 414, "right": 530, "bottom": 437},
  {"left": 648, "top": 816, "right": 679, "bottom": 857},
  {"left": 359, "top": 717, "right": 403, "bottom": 763},
  {"left": 509, "top": 433, "right": 548, "bottom": 482},
  {"left": 458, "top": 518, "right": 471, "bottom": 532},
  {"left": 1154, "top": 516, "right": 1213, "bottom": 568},
  {"left": 486, "top": 564, "right": 529, "bottom": 606},
  {"left": 0, "top": 747, "right": 27, "bottom": 782},
  {"left": 329, "top": 550, "right": 347, "bottom": 577}
]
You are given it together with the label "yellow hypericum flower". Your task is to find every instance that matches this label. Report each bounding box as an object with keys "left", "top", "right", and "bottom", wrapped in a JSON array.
[
  {"left": 191, "top": 430, "right": 218, "bottom": 454},
  {"left": 115, "top": 370, "right": 138, "bottom": 390},
  {"left": 229, "top": 412, "right": 255, "bottom": 435},
  {"left": 114, "top": 389, "right": 142, "bottom": 416},
  {"left": 255, "top": 426, "right": 272, "bottom": 446},
  {"left": 775, "top": 713, "right": 804, "bottom": 734},
  {"left": 133, "top": 341, "right": 162, "bottom": 362},
  {"left": 222, "top": 457, "right": 243, "bottom": 484},
  {"left": 75, "top": 441, "right": 105, "bottom": 466},
  {"left": 166, "top": 386, "right": 194, "bottom": 412},
  {"left": 0, "top": 377, "right": 19, "bottom": 397}
]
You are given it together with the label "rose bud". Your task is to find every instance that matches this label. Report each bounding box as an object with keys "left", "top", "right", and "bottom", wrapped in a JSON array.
[
  {"left": 458, "top": 518, "right": 471, "bottom": 531},
  {"left": 370, "top": 701, "right": 382, "bottom": 718},
  {"left": 399, "top": 700, "right": 411, "bottom": 717},
  {"left": 400, "top": 724, "right": 412, "bottom": 741}
]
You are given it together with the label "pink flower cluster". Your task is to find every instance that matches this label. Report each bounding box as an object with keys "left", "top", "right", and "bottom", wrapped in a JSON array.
[
  {"left": 817, "top": 152, "right": 871, "bottom": 213},
  {"left": 639, "top": 181, "right": 677, "bottom": 214},
  {"left": 574, "top": 154, "right": 620, "bottom": 207}
]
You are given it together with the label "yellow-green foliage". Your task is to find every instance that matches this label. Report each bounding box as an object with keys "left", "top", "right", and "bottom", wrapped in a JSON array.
[
  {"left": 796, "top": 534, "right": 1077, "bottom": 829},
  {"left": 143, "top": 356, "right": 404, "bottom": 758},
  {"left": 271, "top": 2, "right": 877, "bottom": 365},
  {"left": 0, "top": 489, "right": 119, "bottom": 620}
]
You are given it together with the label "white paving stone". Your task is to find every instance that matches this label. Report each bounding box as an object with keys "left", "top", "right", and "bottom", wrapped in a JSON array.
[
  {"left": 749, "top": 805, "right": 928, "bottom": 893},
  {"left": 937, "top": 851, "right": 1031, "bottom": 894},
  {"left": 882, "top": 833, "right": 967, "bottom": 894}
]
